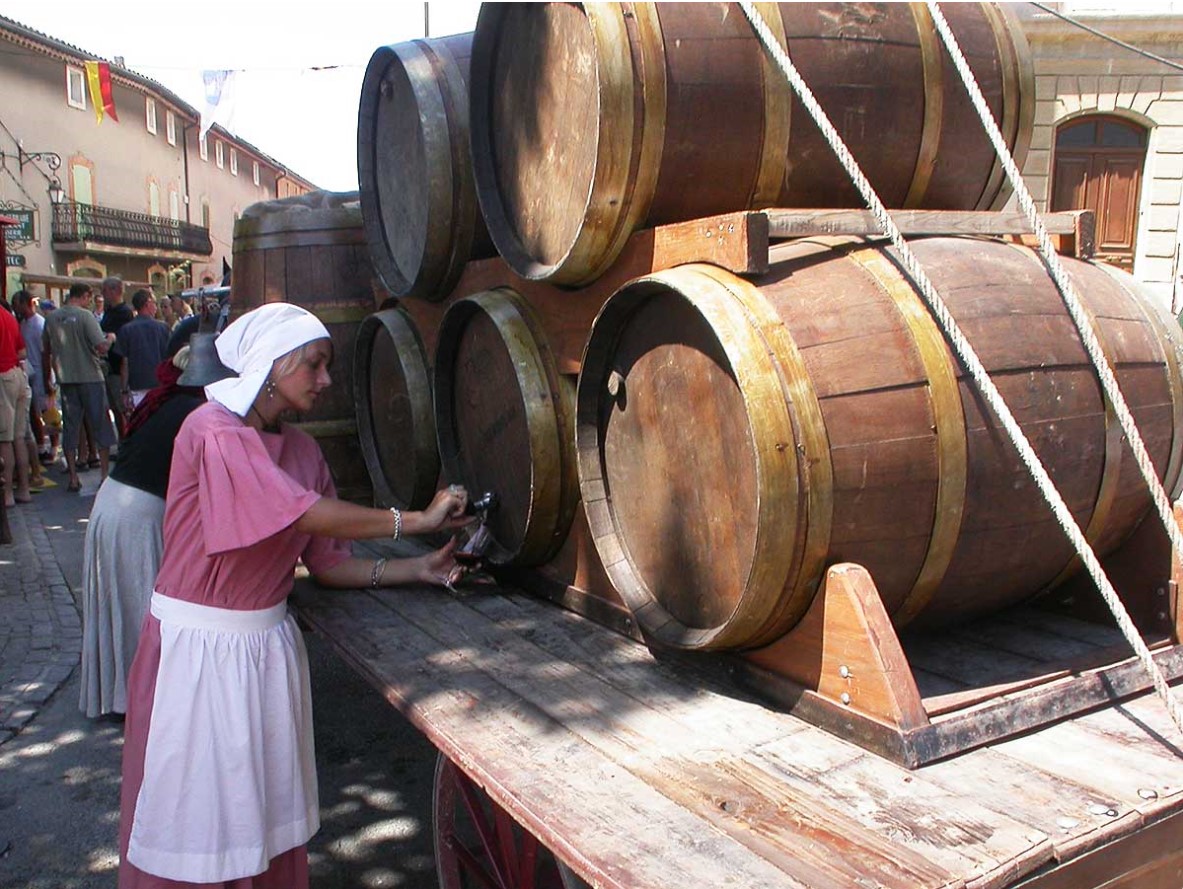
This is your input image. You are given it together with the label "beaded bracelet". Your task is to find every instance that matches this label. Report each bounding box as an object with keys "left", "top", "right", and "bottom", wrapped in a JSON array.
[
  {"left": 370, "top": 557, "right": 388, "bottom": 588},
  {"left": 390, "top": 507, "right": 402, "bottom": 541}
]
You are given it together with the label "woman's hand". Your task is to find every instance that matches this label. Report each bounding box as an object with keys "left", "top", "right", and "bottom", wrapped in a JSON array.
[
  {"left": 417, "top": 536, "right": 461, "bottom": 587},
  {"left": 420, "top": 486, "right": 471, "bottom": 533}
]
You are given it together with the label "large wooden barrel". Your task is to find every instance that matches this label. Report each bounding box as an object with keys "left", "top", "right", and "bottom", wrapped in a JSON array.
[
  {"left": 577, "top": 237, "right": 1183, "bottom": 650},
  {"left": 353, "top": 307, "right": 440, "bottom": 509},
  {"left": 434, "top": 288, "right": 578, "bottom": 565},
  {"left": 471, "top": 2, "right": 1034, "bottom": 286},
  {"left": 358, "top": 33, "right": 494, "bottom": 302},
  {"left": 231, "top": 193, "right": 374, "bottom": 503}
]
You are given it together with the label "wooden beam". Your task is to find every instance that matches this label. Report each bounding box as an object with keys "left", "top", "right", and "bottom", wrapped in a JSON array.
[{"left": 764, "top": 209, "right": 1094, "bottom": 242}]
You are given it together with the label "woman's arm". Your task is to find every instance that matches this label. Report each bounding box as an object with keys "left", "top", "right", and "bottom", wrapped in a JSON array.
[
  {"left": 294, "top": 487, "right": 470, "bottom": 540},
  {"left": 313, "top": 538, "right": 459, "bottom": 589}
]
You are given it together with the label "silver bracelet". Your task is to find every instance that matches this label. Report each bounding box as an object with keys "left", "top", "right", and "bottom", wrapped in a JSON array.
[
  {"left": 370, "top": 557, "right": 388, "bottom": 588},
  {"left": 390, "top": 507, "right": 402, "bottom": 540}
]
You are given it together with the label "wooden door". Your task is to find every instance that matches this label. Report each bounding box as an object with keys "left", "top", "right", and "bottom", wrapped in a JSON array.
[{"left": 1050, "top": 115, "right": 1147, "bottom": 270}]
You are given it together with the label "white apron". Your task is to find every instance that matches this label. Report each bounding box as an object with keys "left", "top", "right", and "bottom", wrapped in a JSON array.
[{"left": 127, "top": 593, "right": 319, "bottom": 882}]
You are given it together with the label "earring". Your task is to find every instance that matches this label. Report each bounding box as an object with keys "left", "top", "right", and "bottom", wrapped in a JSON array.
[{"left": 264, "top": 379, "right": 277, "bottom": 399}]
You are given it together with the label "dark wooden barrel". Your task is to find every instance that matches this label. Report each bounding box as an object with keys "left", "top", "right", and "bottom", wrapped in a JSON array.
[
  {"left": 471, "top": 2, "right": 1034, "bottom": 286},
  {"left": 231, "top": 193, "right": 374, "bottom": 503},
  {"left": 576, "top": 237, "right": 1183, "bottom": 650},
  {"left": 358, "top": 33, "right": 494, "bottom": 302},
  {"left": 434, "top": 288, "right": 578, "bottom": 565},
  {"left": 353, "top": 307, "right": 440, "bottom": 509}
]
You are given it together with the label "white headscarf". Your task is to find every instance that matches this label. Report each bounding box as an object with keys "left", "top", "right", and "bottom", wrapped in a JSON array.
[{"left": 205, "top": 302, "right": 330, "bottom": 416}]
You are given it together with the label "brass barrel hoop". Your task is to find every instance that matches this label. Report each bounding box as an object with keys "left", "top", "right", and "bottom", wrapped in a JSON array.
[
  {"left": 232, "top": 229, "right": 369, "bottom": 253},
  {"left": 548, "top": 4, "right": 641, "bottom": 287},
  {"left": 687, "top": 264, "right": 832, "bottom": 647},
  {"left": 975, "top": 2, "right": 1022, "bottom": 211},
  {"left": 478, "top": 288, "right": 578, "bottom": 565},
  {"left": 903, "top": 2, "right": 944, "bottom": 210},
  {"left": 750, "top": 2, "right": 791, "bottom": 208},
  {"left": 435, "top": 289, "right": 571, "bottom": 565},
  {"left": 353, "top": 308, "right": 440, "bottom": 509},
  {"left": 846, "top": 245, "right": 968, "bottom": 626},
  {"left": 577, "top": 266, "right": 800, "bottom": 649},
  {"left": 989, "top": 2, "right": 1037, "bottom": 210},
  {"left": 389, "top": 40, "right": 461, "bottom": 297},
  {"left": 1094, "top": 262, "right": 1183, "bottom": 500}
]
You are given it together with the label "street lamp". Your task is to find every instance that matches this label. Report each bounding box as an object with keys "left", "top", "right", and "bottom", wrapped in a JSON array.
[{"left": 47, "top": 176, "right": 64, "bottom": 205}]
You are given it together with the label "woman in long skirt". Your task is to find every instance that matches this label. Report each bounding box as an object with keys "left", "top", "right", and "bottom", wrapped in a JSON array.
[{"left": 119, "top": 303, "right": 470, "bottom": 888}]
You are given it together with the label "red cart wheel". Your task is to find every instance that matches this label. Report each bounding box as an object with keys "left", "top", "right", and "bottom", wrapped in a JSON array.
[{"left": 433, "top": 753, "right": 588, "bottom": 889}]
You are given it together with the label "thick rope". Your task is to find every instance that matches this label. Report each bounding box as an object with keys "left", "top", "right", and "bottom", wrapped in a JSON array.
[{"left": 738, "top": 1, "right": 1183, "bottom": 735}]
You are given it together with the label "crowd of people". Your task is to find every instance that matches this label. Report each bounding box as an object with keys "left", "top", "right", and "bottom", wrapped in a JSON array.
[
  {"left": 7, "top": 276, "right": 470, "bottom": 888},
  {"left": 2, "top": 278, "right": 213, "bottom": 496}
]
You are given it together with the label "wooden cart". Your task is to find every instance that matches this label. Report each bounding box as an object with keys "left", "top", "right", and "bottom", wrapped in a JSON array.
[
  {"left": 291, "top": 205, "right": 1183, "bottom": 888},
  {"left": 291, "top": 564, "right": 1183, "bottom": 889}
]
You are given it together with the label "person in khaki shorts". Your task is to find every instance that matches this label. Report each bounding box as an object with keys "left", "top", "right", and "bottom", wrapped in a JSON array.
[{"left": 0, "top": 298, "right": 32, "bottom": 506}]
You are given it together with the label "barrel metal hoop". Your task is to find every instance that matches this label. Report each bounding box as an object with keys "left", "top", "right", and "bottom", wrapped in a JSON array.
[
  {"left": 903, "top": 2, "right": 943, "bottom": 210},
  {"left": 435, "top": 289, "right": 574, "bottom": 565},
  {"left": 846, "top": 245, "right": 968, "bottom": 626},
  {"left": 358, "top": 45, "right": 400, "bottom": 294},
  {"left": 990, "top": 1, "right": 1037, "bottom": 211},
  {"left": 577, "top": 267, "right": 800, "bottom": 649},
  {"left": 353, "top": 308, "right": 440, "bottom": 510},
  {"left": 430, "top": 38, "right": 483, "bottom": 298},
  {"left": 559, "top": 4, "right": 647, "bottom": 286},
  {"left": 750, "top": 2, "right": 791, "bottom": 208},
  {"left": 686, "top": 264, "right": 831, "bottom": 647},
  {"left": 1094, "top": 261, "right": 1183, "bottom": 501},
  {"left": 1020, "top": 258, "right": 1124, "bottom": 588},
  {"left": 974, "top": 2, "right": 1021, "bottom": 211},
  {"left": 392, "top": 40, "right": 457, "bottom": 296},
  {"left": 479, "top": 289, "right": 577, "bottom": 565},
  {"left": 232, "top": 229, "right": 368, "bottom": 252},
  {"left": 233, "top": 207, "right": 364, "bottom": 240}
]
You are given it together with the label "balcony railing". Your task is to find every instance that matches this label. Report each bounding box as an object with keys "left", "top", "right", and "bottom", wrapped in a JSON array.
[{"left": 52, "top": 202, "right": 212, "bottom": 256}]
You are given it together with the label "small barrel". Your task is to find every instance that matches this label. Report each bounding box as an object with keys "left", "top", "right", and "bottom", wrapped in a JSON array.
[
  {"left": 576, "top": 237, "right": 1183, "bottom": 650},
  {"left": 358, "top": 33, "right": 494, "bottom": 302},
  {"left": 434, "top": 288, "right": 578, "bottom": 565},
  {"left": 231, "top": 192, "right": 374, "bottom": 503},
  {"left": 353, "top": 307, "right": 441, "bottom": 509},
  {"left": 471, "top": 2, "right": 1033, "bottom": 286}
]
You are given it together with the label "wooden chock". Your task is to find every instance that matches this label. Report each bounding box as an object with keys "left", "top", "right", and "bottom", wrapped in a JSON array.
[{"left": 740, "top": 562, "right": 929, "bottom": 733}]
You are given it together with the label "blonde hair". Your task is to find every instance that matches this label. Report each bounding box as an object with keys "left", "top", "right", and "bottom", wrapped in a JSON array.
[{"left": 270, "top": 338, "right": 332, "bottom": 381}]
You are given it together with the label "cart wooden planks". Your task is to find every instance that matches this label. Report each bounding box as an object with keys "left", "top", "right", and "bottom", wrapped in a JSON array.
[{"left": 291, "top": 575, "right": 1183, "bottom": 889}]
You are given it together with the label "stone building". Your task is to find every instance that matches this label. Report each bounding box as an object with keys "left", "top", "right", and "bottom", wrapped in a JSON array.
[
  {"left": 1016, "top": 2, "right": 1183, "bottom": 310},
  {"left": 0, "top": 14, "right": 315, "bottom": 303}
]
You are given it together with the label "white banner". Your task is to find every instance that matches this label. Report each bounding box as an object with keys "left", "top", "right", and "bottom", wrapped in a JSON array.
[{"left": 199, "top": 70, "right": 236, "bottom": 141}]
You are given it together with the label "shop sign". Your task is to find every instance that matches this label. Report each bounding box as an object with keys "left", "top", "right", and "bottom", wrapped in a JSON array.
[
  {"left": 0, "top": 207, "right": 36, "bottom": 243},
  {"left": 5, "top": 253, "right": 26, "bottom": 267}
]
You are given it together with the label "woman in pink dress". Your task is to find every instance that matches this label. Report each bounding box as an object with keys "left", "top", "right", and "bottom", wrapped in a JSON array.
[{"left": 118, "top": 303, "right": 470, "bottom": 888}]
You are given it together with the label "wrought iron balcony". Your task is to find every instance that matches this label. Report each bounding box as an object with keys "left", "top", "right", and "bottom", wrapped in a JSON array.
[{"left": 52, "top": 201, "right": 212, "bottom": 256}]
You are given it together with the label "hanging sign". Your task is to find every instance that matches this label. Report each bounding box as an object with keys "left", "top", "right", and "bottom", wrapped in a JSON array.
[
  {"left": 0, "top": 207, "right": 36, "bottom": 243},
  {"left": 5, "top": 254, "right": 26, "bottom": 267}
]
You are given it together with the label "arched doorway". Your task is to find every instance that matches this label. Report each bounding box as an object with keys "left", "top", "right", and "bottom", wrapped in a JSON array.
[{"left": 1050, "top": 115, "right": 1148, "bottom": 270}]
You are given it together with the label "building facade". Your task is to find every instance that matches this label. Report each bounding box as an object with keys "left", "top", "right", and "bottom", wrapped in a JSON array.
[
  {"left": 1016, "top": 2, "right": 1183, "bottom": 311},
  {"left": 0, "top": 15, "right": 314, "bottom": 303}
]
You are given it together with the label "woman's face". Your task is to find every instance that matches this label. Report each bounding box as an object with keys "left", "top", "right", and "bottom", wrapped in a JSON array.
[{"left": 272, "top": 339, "right": 333, "bottom": 414}]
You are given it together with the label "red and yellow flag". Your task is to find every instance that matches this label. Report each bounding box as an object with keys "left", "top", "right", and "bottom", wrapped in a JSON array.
[{"left": 84, "top": 61, "right": 118, "bottom": 124}]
